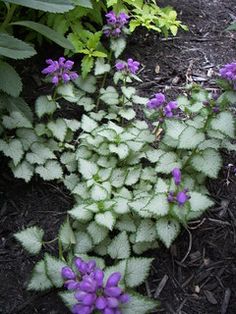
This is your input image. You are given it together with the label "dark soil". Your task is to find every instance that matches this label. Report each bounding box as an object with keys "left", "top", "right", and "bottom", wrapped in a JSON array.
[{"left": 1, "top": 0, "right": 236, "bottom": 313}]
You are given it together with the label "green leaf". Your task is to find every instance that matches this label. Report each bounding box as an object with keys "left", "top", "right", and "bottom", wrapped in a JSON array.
[
  {"left": 28, "top": 260, "right": 52, "bottom": 291},
  {"left": 178, "top": 126, "right": 205, "bottom": 149},
  {"left": 116, "top": 215, "right": 136, "bottom": 232},
  {"left": 64, "top": 173, "right": 79, "bottom": 191},
  {"left": 64, "top": 119, "right": 81, "bottom": 131},
  {"left": 227, "top": 22, "right": 236, "bottom": 31},
  {"left": 156, "top": 152, "right": 181, "bottom": 174},
  {"left": 87, "top": 221, "right": 108, "bottom": 245},
  {"left": 146, "top": 194, "right": 170, "bottom": 217},
  {"left": 81, "top": 55, "right": 94, "bottom": 78},
  {"left": 119, "top": 108, "right": 136, "bottom": 120},
  {"left": 59, "top": 219, "right": 76, "bottom": 249},
  {"left": 136, "top": 219, "right": 156, "bottom": 242},
  {"left": 12, "top": 21, "right": 73, "bottom": 49},
  {"left": 91, "top": 184, "right": 109, "bottom": 201},
  {"left": 189, "top": 192, "right": 214, "bottom": 212},
  {"left": 121, "top": 292, "right": 158, "bottom": 314},
  {"left": 16, "top": 128, "right": 38, "bottom": 150},
  {"left": 156, "top": 218, "right": 180, "bottom": 248},
  {"left": 14, "top": 226, "right": 44, "bottom": 255},
  {"left": 125, "top": 166, "right": 141, "bottom": 185},
  {"left": 47, "top": 118, "right": 67, "bottom": 142},
  {"left": 74, "top": 75, "right": 96, "bottom": 93},
  {"left": 35, "top": 160, "right": 63, "bottom": 180},
  {"left": 95, "top": 211, "right": 115, "bottom": 230},
  {"left": 78, "top": 159, "right": 98, "bottom": 179},
  {"left": 121, "top": 86, "right": 136, "bottom": 99},
  {"left": 113, "top": 197, "right": 130, "bottom": 214},
  {"left": 0, "top": 33, "right": 36, "bottom": 59},
  {"left": 72, "top": 0, "right": 92, "bottom": 8},
  {"left": 68, "top": 204, "right": 93, "bottom": 221},
  {"left": 0, "top": 139, "right": 24, "bottom": 166},
  {"left": 100, "top": 86, "right": 119, "bottom": 105},
  {"left": 26, "top": 142, "right": 56, "bottom": 165},
  {"left": 2, "top": 111, "right": 32, "bottom": 129},
  {"left": 0, "top": 60, "right": 22, "bottom": 97},
  {"left": 109, "top": 143, "right": 129, "bottom": 159},
  {"left": 45, "top": 254, "right": 67, "bottom": 288},
  {"left": 35, "top": 95, "right": 57, "bottom": 118},
  {"left": 74, "top": 231, "right": 93, "bottom": 254},
  {"left": 59, "top": 291, "right": 76, "bottom": 311},
  {"left": 125, "top": 257, "right": 153, "bottom": 288},
  {"left": 191, "top": 148, "right": 222, "bottom": 178},
  {"left": 4, "top": 0, "right": 74, "bottom": 12},
  {"left": 210, "top": 112, "right": 235, "bottom": 138},
  {"left": 10, "top": 160, "right": 34, "bottom": 182},
  {"left": 94, "top": 58, "right": 111, "bottom": 75},
  {"left": 110, "top": 37, "right": 126, "bottom": 58},
  {"left": 81, "top": 114, "right": 98, "bottom": 132},
  {"left": 107, "top": 231, "right": 130, "bottom": 259}
]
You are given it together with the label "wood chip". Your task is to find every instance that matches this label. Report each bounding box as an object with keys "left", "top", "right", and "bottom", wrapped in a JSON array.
[
  {"left": 204, "top": 290, "right": 218, "bottom": 304},
  {"left": 154, "top": 274, "right": 169, "bottom": 298}
]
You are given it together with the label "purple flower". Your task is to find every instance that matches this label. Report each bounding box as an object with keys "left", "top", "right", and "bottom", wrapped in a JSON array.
[
  {"left": 176, "top": 191, "right": 190, "bottom": 206},
  {"left": 164, "top": 101, "right": 178, "bottom": 118},
  {"left": 147, "top": 93, "right": 165, "bottom": 109},
  {"left": 62, "top": 258, "right": 130, "bottom": 314},
  {"left": 172, "top": 168, "right": 181, "bottom": 186},
  {"left": 127, "top": 58, "right": 140, "bottom": 74},
  {"left": 104, "top": 11, "right": 129, "bottom": 38},
  {"left": 105, "top": 11, "right": 117, "bottom": 25},
  {"left": 61, "top": 266, "right": 76, "bottom": 280},
  {"left": 115, "top": 61, "right": 126, "bottom": 71},
  {"left": 219, "top": 62, "right": 236, "bottom": 82},
  {"left": 167, "top": 191, "right": 175, "bottom": 203},
  {"left": 42, "top": 57, "right": 78, "bottom": 85}
]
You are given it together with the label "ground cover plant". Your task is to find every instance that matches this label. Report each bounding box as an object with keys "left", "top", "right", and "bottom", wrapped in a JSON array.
[{"left": 0, "top": 0, "right": 236, "bottom": 313}]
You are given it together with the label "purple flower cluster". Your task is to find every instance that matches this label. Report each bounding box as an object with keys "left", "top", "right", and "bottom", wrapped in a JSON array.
[
  {"left": 104, "top": 11, "right": 129, "bottom": 38},
  {"left": 115, "top": 59, "right": 140, "bottom": 75},
  {"left": 42, "top": 57, "right": 78, "bottom": 85},
  {"left": 167, "top": 168, "right": 190, "bottom": 207},
  {"left": 61, "top": 257, "right": 130, "bottom": 314},
  {"left": 219, "top": 62, "right": 236, "bottom": 89},
  {"left": 147, "top": 93, "right": 178, "bottom": 118}
]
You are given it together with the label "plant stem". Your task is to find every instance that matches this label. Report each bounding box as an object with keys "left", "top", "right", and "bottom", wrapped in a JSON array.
[{"left": 0, "top": 4, "right": 17, "bottom": 31}]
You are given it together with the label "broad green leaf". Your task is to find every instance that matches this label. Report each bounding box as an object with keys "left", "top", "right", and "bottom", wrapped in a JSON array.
[
  {"left": 109, "top": 143, "right": 129, "bottom": 159},
  {"left": 79, "top": 159, "right": 98, "bottom": 179},
  {"left": 64, "top": 173, "right": 79, "bottom": 191},
  {"left": 10, "top": 160, "right": 34, "bottom": 182},
  {"left": 60, "top": 152, "right": 77, "bottom": 172},
  {"left": 107, "top": 231, "right": 130, "bottom": 259},
  {"left": 47, "top": 118, "right": 67, "bottom": 142},
  {"left": 121, "top": 86, "right": 136, "bottom": 99},
  {"left": 178, "top": 126, "right": 205, "bottom": 149},
  {"left": 121, "top": 292, "right": 158, "bottom": 314},
  {"left": 129, "top": 197, "right": 153, "bottom": 218},
  {"left": 198, "top": 139, "right": 220, "bottom": 150},
  {"left": 110, "top": 37, "right": 126, "bottom": 58},
  {"left": 81, "top": 114, "right": 98, "bottom": 132},
  {"left": 74, "top": 75, "right": 96, "bottom": 93},
  {"left": 113, "top": 197, "right": 130, "bottom": 214},
  {"left": 16, "top": 128, "right": 38, "bottom": 150},
  {"left": 4, "top": 0, "right": 74, "bottom": 12},
  {"left": 0, "top": 33, "right": 36, "bottom": 59},
  {"left": 136, "top": 219, "right": 156, "bottom": 242},
  {"left": 95, "top": 211, "right": 115, "bottom": 230},
  {"left": 35, "top": 95, "right": 57, "bottom": 118},
  {"left": 100, "top": 86, "right": 119, "bottom": 105},
  {"left": 119, "top": 108, "right": 136, "bottom": 120},
  {"left": 14, "top": 226, "right": 44, "bottom": 255},
  {"left": 2, "top": 111, "right": 32, "bottom": 129},
  {"left": 0, "top": 60, "right": 22, "bottom": 97},
  {"left": 91, "top": 184, "right": 108, "bottom": 201},
  {"left": 35, "top": 160, "right": 63, "bottom": 180},
  {"left": 94, "top": 58, "right": 111, "bottom": 75},
  {"left": 146, "top": 194, "right": 169, "bottom": 216},
  {"left": 81, "top": 55, "right": 94, "bottom": 78},
  {"left": 87, "top": 221, "right": 108, "bottom": 245},
  {"left": 28, "top": 260, "right": 52, "bottom": 291},
  {"left": 145, "top": 149, "right": 164, "bottom": 163},
  {"left": 155, "top": 178, "right": 169, "bottom": 193},
  {"left": 58, "top": 219, "right": 76, "bottom": 249},
  {"left": 45, "top": 254, "right": 67, "bottom": 288},
  {"left": 191, "top": 148, "right": 222, "bottom": 178},
  {"left": 71, "top": 0, "right": 92, "bottom": 8},
  {"left": 74, "top": 231, "right": 93, "bottom": 254},
  {"left": 59, "top": 291, "right": 76, "bottom": 311},
  {"left": 116, "top": 215, "right": 136, "bottom": 232},
  {"left": 125, "top": 258, "right": 153, "bottom": 288},
  {"left": 156, "top": 152, "right": 181, "bottom": 174},
  {"left": 64, "top": 119, "right": 80, "bottom": 131},
  {"left": 68, "top": 204, "right": 93, "bottom": 221},
  {"left": 0, "top": 139, "right": 24, "bottom": 166},
  {"left": 156, "top": 218, "right": 180, "bottom": 248},
  {"left": 189, "top": 192, "right": 214, "bottom": 212},
  {"left": 210, "top": 111, "right": 235, "bottom": 138},
  {"left": 26, "top": 142, "right": 56, "bottom": 165}
]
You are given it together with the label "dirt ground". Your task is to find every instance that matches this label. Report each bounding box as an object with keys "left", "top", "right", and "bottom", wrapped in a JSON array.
[{"left": 0, "top": 0, "right": 236, "bottom": 313}]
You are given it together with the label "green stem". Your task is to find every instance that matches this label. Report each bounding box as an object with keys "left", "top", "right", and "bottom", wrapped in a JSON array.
[
  {"left": 0, "top": 4, "right": 17, "bottom": 31},
  {"left": 58, "top": 239, "right": 65, "bottom": 261}
]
